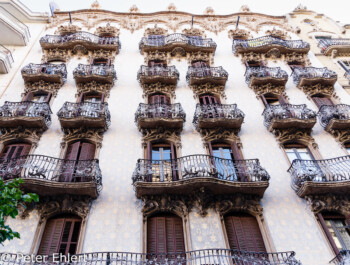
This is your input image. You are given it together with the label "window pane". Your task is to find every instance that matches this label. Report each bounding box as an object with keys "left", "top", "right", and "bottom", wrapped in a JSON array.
[
  {"left": 297, "top": 148, "right": 313, "bottom": 160},
  {"left": 326, "top": 219, "right": 350, "bottom": 251},
  {"left": 285, "top": 149, "right": 298, "bottom": 162},
  {"left": 152, "top": 148, "right": 161, "bottom": 160},
  {"left": 161, "top": 148, "right": 171, "bottom": 160}
]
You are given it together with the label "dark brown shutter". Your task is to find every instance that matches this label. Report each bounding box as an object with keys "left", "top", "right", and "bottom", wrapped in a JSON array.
[
  {"left": 23, "top": 92, "right": 33, "bottom": 101},
  {"left": 101, "top": 93, "right": 105, "bottom": 103},
  {"left": 231, "top": 142, "right": 243, "bottom": 160},
  {"left": 45, "top": 93, "right": 52, "bottom": 103},
  {"left": 78, "top": 93, "right": 84, "bottom": 103},
  {"left": 61, "top": 142, "right": 80, "bottom": 182},
  {"left": 78, "top": 142, "right": 95, "bottom": 160},
  {"left": 278, "top": 94, "right": 288, "bottom": 104},
  {"left": 65, "top": 142, "right": 80, "bottom": 160},
  {"left": 0, "top": 144, "right": 31, "bottom": 161},
  {"left": 224, "top": 214, "right": 266, "bottom": 252},
  {"left": 312, "top": 96, "right": 334, "bottom": 108},
  {"left": 147, "top": 142, "right": 152, "bottom": 160},
  {"left": 260, "top": 95, "right": 269, "bottom": 107},
  {"left": 170, "top": 143, "right": 177, "bottom": 181}
]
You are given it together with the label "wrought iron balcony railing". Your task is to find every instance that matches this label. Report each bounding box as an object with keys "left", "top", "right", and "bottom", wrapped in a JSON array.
[
  {"left": 193, "top": 103, "right": 245, "bottom": 130},
  {"left": 73, "top": 64, "right": 117, "bottom": 84},
  {"left": 245, "top": 67, "right": 288, "bottom": 85},
  {"left": 233, "top": 36, "right": 310, "bottom": 54},
  {"left": 57, "top": 102, "right": 111, "bottom": 129},
  {"left": 139, "top": 33, "right": 217, "bottom": 53},
  {"left": 0, "top": 249, "right": 300, "bottom": 265},
  {"left": 288, "top": 155, "right": 350, "bottom": 197},
  {"left": 0, "top": 101, "right": 52, "bottom": 128},
  {"left": 330, "top": 250, "right": 350, "bottom": 265},
  {"left": 318, "top": 39, "right": 350, "bottom": 55},
  {"left": 263, "top": 104, "right": 317, "bottom": 130},
  {"left": 21, "top": 63, "right": 67, "bottom": 84},
  {"left": 186, "top": 66, "right": 228, "bottom": 85},
  {"left": 133, "top": 154, "right": 270, "bottom": 184},
  {"left": 0, "top": 155, "right": 101, "bottom": 198},
  {"left": 137, "top": 65, "right": 179, "bottom": 85},
  {"left": 40, "top": 31, "right": 121, "bottom": 50},
  {"left": 292, "top": 67, "right": 337, "bottom": 86},
  {"left": 318, "top": 104, "right": 350, "bottom": 130}
]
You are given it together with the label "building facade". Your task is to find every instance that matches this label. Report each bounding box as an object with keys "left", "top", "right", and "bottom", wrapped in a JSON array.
[{"left": 1, "top": 1, "right": 350, "bottom": 265}]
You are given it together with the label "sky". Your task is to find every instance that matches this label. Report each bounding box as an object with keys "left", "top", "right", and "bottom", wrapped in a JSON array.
[{"left": 21, "top": 0, "right": 350, "bottom": 25}]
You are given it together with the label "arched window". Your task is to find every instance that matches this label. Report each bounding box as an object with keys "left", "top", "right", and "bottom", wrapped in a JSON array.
[
  {"left": 147, "top": 213, "right": 185, "bottom": 254},
  {"left": 148, "top": 93, "right": 169, "bottom": 104},
  {"left": 0, "top": 142, "right": 31, "bottom": 162},
  {"left": 317, "top": 212, "right": 350, "bottom": 254},
  {"left": 224, "top": 212, "right": 266, "bottom": 252},
  {"left": 199, "top": 93, "right": 219, "bottom": 105},
  {"left": 260, "top": 93, "right": 287, "bottom": 107},
  {"left": 284, "top": 143, "right": 314, "bottom": 163},
  {"left": 78, "top": 92, "right": 104, "bottom": 103},
  {"left": 38, "top": 214, "right": 82, "bottom": 257}
]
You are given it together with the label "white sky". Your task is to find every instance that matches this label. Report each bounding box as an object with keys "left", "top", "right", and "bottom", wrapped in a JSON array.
[{"left": 21, "top": 0, "right": 350, "bottom": 24}]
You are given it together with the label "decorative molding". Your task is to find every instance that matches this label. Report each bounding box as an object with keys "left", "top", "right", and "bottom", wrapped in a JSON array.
[
  {"left": 71, "top": 45, "right": 89, "bottom": 57},
  {"left": 199, "top": 128, "right": 242, "bottom": 146},
  {"left": 170, "top": 47, "right": 187, "bottom": 59},
  {"left": 42, "top": 48, "right": 70, "bottom": 63},
  {"left": 216, "top": 193, "right": 263, "bottom": 217},
  {"left": 239, "top": 5, "right": 250, "bottom": 12},
  {"left": 191, "top": 83, "right": 226, "bottom": 99},
  {"left": 61, "top": 128, "right": 104, "bottom": 148},
  {"left": 89, "top": 49, "right": 117, "bottom": 62},
  {"left": 327, "top": 129, "right": 350, "bottom": 145},
  {"left": 141, "top": 127, "right": 182, "bottom": 148},
  {"left": 142, "top": 82, "right": 176, "bottom": 99},
  {"left": 187, "top": 51, "right": 213, "bottom": 65},
  {"left": 95, "top": 23, "right": 119, "bottom": 37},
  {"left": 204, "top": 7, "right": 215, "bottom": 15},
  {"left": 251, "top": 83, "right": 286, "bottom": 96},
  {"left": 306, "top": 194, "right": 350, "bottom": 216},
  {"left": 76, "top": 80, "right": 113, "bottom": 98},
  {"left": 144, "top": 26, "right": 168, "bottom": 36},
  {"left": 182, "top": 27, "right": 206, "bottom": 37},
  {"left": 144, "top": 51, "right": 169, "bottom": 64},
  {"left": 240, "top": 52, "right": 264, "bottom": 63},
  {"left": 272, "top": 128, "right": 318, "bottom": 149},
  {"left": 0, "top": 127, "right": 43, "bottom": 147},
  {"left": 24, "top": 80, "right": 62, "bottom": 98},
  {"left": 284, "top": 52, "right": 310, "bottom": 66},
  {"left": 56, "top": 24, "right": 81, "bottom": 35},
  {"left": 300, "top": 84, "right": 335, "bottom": 97},
  {"left": 91, "top": 0, "right": 101, "bottom": 10},
  {"left": 293, "top": 4, "right": 308, "bottom": 12},
  {"left": 265, "top": 28, "right": 289, "bottom": 39},
  {"left": 228, "top": 28, "right": 251, "bottom": 40}
]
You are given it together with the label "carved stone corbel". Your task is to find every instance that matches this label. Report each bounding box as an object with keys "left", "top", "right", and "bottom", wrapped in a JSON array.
[
  {"left": 95, "top": 23, "right": 120, "bottom": 37},
  {"left": 42, "top": 48, "right": 70, "bottom": 63},
  {"left": 306, "top": 194, "right": 350, "bottom": 216},
  {"left": 191, "top": 83, "right": 226, "bottom": 99},
  {"left": 61, "top": 128, "right": 104, "bottom": 147},
  {"left": 0, "top": 127, "right": 43, "bottom": 146},
  {"left": 328, "top": 130, "right": 350, "bottom": 146},
  {"left": 216, "top": 194, "right": 263, "bottom": 217},
  {"left": 144, "top": 51, "right": 169, "bottom": 65},
  {"left": 182, "top": 28, "right": 206, "bottom": 37},
  {"left": 141, "top": 82, "right": 176, "bottom": 99},
  {"left": 199, "top": 128, "right": 242, "bottom": 146},
  {"left": 187, "top": 51, "right": 213, "bottom": 65},
  {"left": 144, "top": 26, "right": 168, "bottom": 36},
  {"left": 300, "top": 84, "right": 335, "bottom": 98},
  {"left": 141, "top": 127, "right": 182, "bottom": 149},
  {"left": 265, "top": 48, "right": 281, "bottom": 59},
  {"left": 56, "top": 24, "right": 81, "bottom": 35},
  {"left": 89, "top": 49, "right": 117, "bottom": 62},
  {"left": 240, "top": 52, "right": 263, "bottom": 63},
  {"left": 251, "top": 83, "right": 286, "bottom": 96},
  {"left": 24, "top": 80, "right": 62, "bottom": 98},
  {"left": 76, "top": 81, "right": 113, "bottom": 98},
  {"left": 272, "top": 128, "right": 318, "bottom": 149},
  {"left": 170, "top": 47, "right": 187, "bottom": 59},
  {"left": 228, "top": 28, "right": 251, "bottom": 40}
]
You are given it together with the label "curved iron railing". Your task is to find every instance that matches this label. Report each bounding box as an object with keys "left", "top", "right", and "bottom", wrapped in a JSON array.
[
  {"left": 232, "top": 36, "right": 310, "bottom": 53},
  {"left": 21, "top": 63, "right": 67, "bottom": 81},
  {"left": 40, "top": 31, "right": 121, "bottom": 48},
  {"left": 135, "top": 103, "right": 186, "bottom": 123},
  {"left": 193, "top": 103, "right": 245, "bottom": 127},
  {"left": 73, "top": 64, "right": 117, "bottom": 80},
  {"left": 318, "top": 104, "right": 350, "bottom": 129},
  {"left": 137, "top": 65, "right": 179, "bottom": 81},
  {"left": 0, "top": 249, "right": 300, "bottom": 265},
  {"left": 288, "top": 155, "right": 350, "bottom": 191},
  {"left": 132, "top": 154, "right": 270, "bottom": 183},
  {"left": 245, "top": 67, "right": 288, "bottom": 84},
  {"left": 292, "top": 67, "right": 337, "bottom": 84},
  {"left": 262, "top": 104, "right": 316, "bottom": 128},
  {"left": 0, "top": 101, "right": 52, "bottom": 126},
  {"left": 318, "top": 39, "right": 350, "bottom": 53},
  {"left": 330, "top": 250, "right": 350, "bottom": 264},
  {"left": 0, "top": 155, "right": 102, "bottom": 191},
  {"left": 186, "top": 66, "right": 228, "bottom": 82},
  {"left": 57, "top": 102, "right": 111, "bottom": 127},
  {"left": 139, "top": 33, "right": 217, "bottom": 50}
]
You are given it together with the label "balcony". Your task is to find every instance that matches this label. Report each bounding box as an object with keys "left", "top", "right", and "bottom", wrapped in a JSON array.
[
  {"left": 135, "top": 103, "right": 185, "bottom": 130},
  {"left": 263, "top": 104, "right": 317, "bottom": 131},
  {"left": 292, "top": 67, "right": 337, "bottom": 87},
  {"left": 186, "top": 66, "right": 228, "bottom": 86},
  {"left": 0, "top": 155, "right": 101, "bottom": 198},
  {"left": 40, "top": 31, "right": 120, "bottom": 53},
  {"left": 193, "top": 104, "right": 244, "bottom": 131},
  {"left": 330, "top": 250, "right": 350, "bottom": 265},
  {"left": 0, "top": 101, "right": 51, "bottom": 129},
  {"left": 73, "top": 64, "right": 116, "bottom": 85},
  {"left": 137, "top": 65, "right": 179, "bottom": 85},
  {"left": 318, "top": 104, "right": 350, "bottom": 131},
  {"left": 288, "top": 156, "right": 350, "bottom": 197},
  {"left": 132, "top": 154, "right": 270, "bottom": 198},
  {"left": 0, "top": 44, "right": 13, "bottom": 74},
  {"left": 318, "top": 39, "right": 350, "bottom": 56},
  {"left": 0, "top": 249, "right": 300, "bottom": 265},
  {"left": 57, "top": 102, "right": 110, "bottom": 130},
  {"left": 139, "top": 33, "right": 217, "bottom": 54},
  {"left": 21, "top": 63, "right": 67, "bottom": 85},
  {"left": 245, "top": 67, "right": 288, "bottom": 87},
  {"left": 232, "top": 36, "right": 310, "bottom": 55}
]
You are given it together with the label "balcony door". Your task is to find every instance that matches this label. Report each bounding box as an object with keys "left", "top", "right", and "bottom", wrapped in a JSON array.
[
  {"left": 78, "top": 92, "right": 104, "bottom": 118},
  {"left": 147, "top": 214, "right": 185, "bottom": 255},
  {"left": 148, "top": 60, "right": 167, "bottom": 76},
  {"left": 192, "top": 61, "right": 210, "bottom": 77},
  {"left": 149, "top": 94, "right": 170, "bottom": 118},
  {"left": 23, "top": 92, "right": 51, "bottom": 117},
  {"left": 199, "top": 94, "right": 223, "bottom": 119},
  {"left": 38, "top": 215, "right": 81, "bottom": 258},
  {"left": 0, "top": 143, "right": 31, "bottom": 179},
  {"left": 147, "top": 142, "right": 177, "bottom": 181},
  {"left": 60, "top": 141, "right": 96, "bottom": 182},
  {"left": 224, "top": 213, "right": 266, "bottom": 252}
]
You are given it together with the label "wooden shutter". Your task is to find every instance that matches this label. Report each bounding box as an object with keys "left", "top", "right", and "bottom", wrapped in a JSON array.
[
  {"left": 150, "top": 94, "right": 169, "bottom": 104},
  {"left": 200, "top": 95, "right": 219, "bottom": 105},
  {"left": 23, "top": 92, "right": 33, "bottom": 101},
  {"left": 170, "top": 143, "right": 177, "bottom": 181},
  {"left": 224, "top": 214, "right": 266, "bottom": 252},
  {"left": 0, "top": 144, "right": 31, "bottom": 161},
  {"left": 78, "top": 142, "right": 95, "bottom": 160},
  {"left": 231, "top": 142, "right": 243, "bottom": 160},
  {"left": 65, "top": 142, "right": 80, "bottom": 160},
  {"left": 312, "top": 96, "right": 334, "bottom": 108},
  {"left": 61, "top": 142, "right": 80, "bottom": 182},
  {"left": 45, "top": 93, "right": 52, "bottom": 103},
  {"left": 260, "top": 95, "right": 269, "bottom": 107},
  {"left": 278, "top": 94, "right": 288, "bottom": 104}
]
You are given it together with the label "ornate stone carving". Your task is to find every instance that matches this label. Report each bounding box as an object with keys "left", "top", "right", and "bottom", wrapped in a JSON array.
[
  {"left": 306, "top": 194, "right": 350, "bottom": 216},
  {"left": 142, "top": 194, "right": 192, "bottom": 220},
  {"left": 251, "top": 83, "right": 286, "bottom": 96},
  {"left": 142, "top": 82, "right": 176, "bottom": 99},
  {"left": 240, "top": 52, "right": 263, "bottom": 63},
  {"left": 24, "top": 80, "right": 61, "bottom": 97},
  {"left": 61, "top": 128, "right": 104, "bottom": 148},
  {"left": 187, "top": 51, "right": 213, "bottom": 65},
  {"left": 265, "top": 28, "right": 289, "bottom": 40},
  {"left": 129, "top": 5, "right": 139, "bottom": 13},
  {"left": 327, "top": 130, "right": 350, "bottom": 145},
  {"left": 170, "top": 47, "right": 186, "bottom": 58},
  {"left": 284, "top": 52, "right": 309, "bottom": 66},
  {"left": 239, "top": 5, "right": 250, "bottom": 12},
  {"left": 42, "top": 48, "right": 70, "bottom": 63},
  {"left": 95, "top": 23, "right": 120, "bottom": 37},
  {"left": 199, "top": 128, "right": 242, "bottom": 146},
  {"left": 91, "top": 0, "right": 101, "bottom": 9},
  {"left": 228, "top": 28, "right": 251, "bottom": 40},
  {"left": 182, "top": 28, "right": 205, "bottom": 37},
  {"left": 89, "top": 49, "right": 117, "bottom": 62},
  {"left": 216, "top": 194, "right": 263, "bottom": 216},
  {"left": 141, "top": 127, "right": 182, "bottom": 148},
  {"left": 204, "top": 7, "right": 215, "bottom": 15},
  {"left": 167, "top": 3, "right": 177, "bottom": 12},
  {"left": 300, "top": 84, "right": 335, "bottom": 97},
  {"left": 71, "top": 45, "right": 88, "bottom": 56},
  {"left": 145, "top": 26, "right": 168, "bottom": 36},
  {"left": 293, "top": 4, "right": 308, "bottom": 12},
  {"left": 272, "top": 128, "right": 318, "bottom": 149},
  {"left": 144, "top": 51, "right": 169, "bottom": 64},
  {"left": 265, "top": 48, "right": 281, "bottom": 59},
  {"left": 0, "top": 126, "right": 43, "bottom": 147},
  {"left": 76, "top": 81, "right": 113, "bottom": 98},
  {"left": 191, "top": 83, "right": 226, "bottom": 99},
  {"left": 56, "top": 24, "right": 81, "bottom": 35}
]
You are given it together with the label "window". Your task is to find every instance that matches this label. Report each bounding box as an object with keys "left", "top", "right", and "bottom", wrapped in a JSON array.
[
  {"left": 199, "top": 94, "right": 220, "bottom": 105},
  {"left": 147, "top": 214, "right": 185, "bottom": 254},
  {"left": 224, "top": 213, "right": 266, "bottom": 252},
  {"left": 0, "top": 143, "right": 31, "bottom": 162},
  {"left": 79, "top": 92, "right": 104, "bottom": 103},
  {"left": 148, "top": 60, "right": 166, "bottom": 67},
  {"left": 92, "top": 58, "right": 110, "bottom": 65},
  {"left": 284, "top": 143, "right": 314, "bottom": 162},
  {"left": 245, "top": 61, "right": 265, "bottom": 68},
  {"left": 38, "top": 215, "right": 81, "bottom": 257},
  {"left": 318, "top": 213, "right": 350, "bottom": 254},
  {"left": 261, "top": 93, "right": 287, "bottom": 107},
  {"left": 311, "top": 95, "right": 333, "bottom": 108},
  {"left": 315, "top": 36, "right": 332, "bottom": 40},
  {"left": 23, "top": 92, "right": 51, "bottom": 103},
  {"left": 338, "top": 61, "right": 350, "bottom": 73},
  {"left": 149, "top": 94, "right": 169, "bottom": 104}
]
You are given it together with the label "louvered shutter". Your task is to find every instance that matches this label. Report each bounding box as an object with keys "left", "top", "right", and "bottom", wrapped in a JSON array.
[
  {"left": 76, "top": 142, "right": 95, "bottom": 182},
  {"left": 24, "top": 92, "right": 33, "bottom": 101},
  {"left": 45, "top": 93, "right": 52, "bottom": 103},
  {"left": 312, "top": 96, "right": 334, "bottom": 108},
  {"left": 278, "top": 94, "right": 288, "bottom": 104},
  {"left": 38, "top": 218, "right": 65, "bottom": 256},
  {"left": 224, "top": 214, "right": 266, "bottom": 252},
  {"left": 60, "top": 142, "right": 80, "bottom": 182},
  {"left": 170, "top": 143, "right": 177, "bottom": 181}
]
